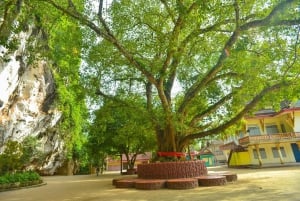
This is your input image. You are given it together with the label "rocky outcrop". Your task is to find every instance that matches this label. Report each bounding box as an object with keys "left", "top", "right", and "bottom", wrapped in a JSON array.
[{"left": 0, "top": 29, "right": 65, "bottom": 175}]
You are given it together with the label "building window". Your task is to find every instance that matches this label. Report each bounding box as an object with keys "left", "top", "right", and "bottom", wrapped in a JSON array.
[
  {"left": 253, "top": 148, "right": 267, "bottom": 159},
  {"left": 266, "top": 124, "right": 279, "bottom": 134},
  {"left": 272, "top": 147, "right": 287, "bottom": 158},
  {"left": 253, "top": 149, "right": 258, "bottom": 159},
  {"left": 260, "top": 148, "right": 267, "bottom": 159},
  {"left": 214, "top": 150, "right": 224, "bottom": 156},
  {"left": 248, "top": 125, "right": 261, "bottom": 136},
  {"left": 238, "top": 131, "right": 244, "bottom": 138}
]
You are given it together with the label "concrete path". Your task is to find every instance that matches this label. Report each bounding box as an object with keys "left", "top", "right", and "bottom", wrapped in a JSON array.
[{"left": 1, "top": 165, "right": 300, "bottom": 201}]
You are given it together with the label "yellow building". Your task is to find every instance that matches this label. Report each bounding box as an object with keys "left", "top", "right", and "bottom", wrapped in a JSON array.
[{"left": 223, "top": 101, "right": 300, "bottom": 167}]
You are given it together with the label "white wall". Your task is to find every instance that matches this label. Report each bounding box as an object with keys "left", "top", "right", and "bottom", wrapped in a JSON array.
[{"left": 294, "top": 112, "right": 300, "bottom": 132}]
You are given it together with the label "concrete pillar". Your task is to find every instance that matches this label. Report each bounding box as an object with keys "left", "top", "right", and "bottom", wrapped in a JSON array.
[
  {"left": 255, "top": 144, "right": 262, "bottom": 166},
  {"left": 276, "top": 143, "right": 284, "bottom": 164}
]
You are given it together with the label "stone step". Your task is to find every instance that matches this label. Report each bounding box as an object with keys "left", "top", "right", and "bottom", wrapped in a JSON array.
[
  {"left": 209, "top": 172, "right": 238, "bottom": 182},
  {"left": 195, "top": 175, "right": 227, "bottom": 186},
  {"left": 115, "top": 179, "right": 138, "bottom": 188},
  {"left": 166, "top": 178, "right": 198, "bottom": 189},
  {"left": 135, "top": 179, "right": 166, "bottom": 190}
]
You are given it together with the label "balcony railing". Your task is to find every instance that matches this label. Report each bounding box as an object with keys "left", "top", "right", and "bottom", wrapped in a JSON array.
[{"left": 239, "top": 132, "right": 300, "bottom": 145}]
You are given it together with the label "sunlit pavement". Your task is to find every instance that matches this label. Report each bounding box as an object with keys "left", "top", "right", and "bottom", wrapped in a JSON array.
[{"left": 1, "top": 165, "right": 300, "bottom": 201}]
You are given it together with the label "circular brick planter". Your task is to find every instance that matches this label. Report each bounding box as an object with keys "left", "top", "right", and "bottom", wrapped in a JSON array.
[
  {"left": 137, "top": 161, "right": 207, "bottom": 179},
  {"left": 196, "top": 175, "right": 227, "bottom": 186},
  {"left": 112, "top": 162, "right": 238, "bottom": 190},
  {"left": 135, "top": 179, "right": 166, "bottom": 190},
  {"left": 167, "top": 178, "right": 198, "bottom": 189}
]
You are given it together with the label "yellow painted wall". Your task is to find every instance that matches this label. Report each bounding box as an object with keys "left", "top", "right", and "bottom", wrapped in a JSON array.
[
  {"left": 246, "top": 117, "right": 286, "bottom": 135},
  {"left": 248, "top": 143, "right": 296, "bottom": 165},
  {"left": 246, "top": 111, "right": 300, "bottom": 135},
  {"left": 229, "top": 151, "right": 251, "bottom": 166},
  {"left": 228, "top": 142, "right": 297, "bottom": 166}
]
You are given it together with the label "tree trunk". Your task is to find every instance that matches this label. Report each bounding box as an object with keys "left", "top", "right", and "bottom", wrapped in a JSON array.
[{"left": 156, "top": 122, "right": 178, "bottom": 152}]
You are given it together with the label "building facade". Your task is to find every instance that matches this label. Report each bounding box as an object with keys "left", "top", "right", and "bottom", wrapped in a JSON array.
[{"left": 222, "top": 101, "right": 300, "bottom": 167}]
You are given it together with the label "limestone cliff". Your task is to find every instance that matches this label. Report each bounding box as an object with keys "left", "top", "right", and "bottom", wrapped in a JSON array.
[{"left": 0, "top": 30, "right": 65, "bottom": 175}]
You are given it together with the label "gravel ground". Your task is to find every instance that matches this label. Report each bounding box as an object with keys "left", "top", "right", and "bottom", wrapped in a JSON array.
[{"left": 1, "top": 165, "right": 300, "bottom": 201}]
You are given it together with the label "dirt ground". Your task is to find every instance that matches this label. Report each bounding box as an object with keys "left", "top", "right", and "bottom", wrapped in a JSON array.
[{"left": 1, "top": 165, "right": 300, "bottom": 201}]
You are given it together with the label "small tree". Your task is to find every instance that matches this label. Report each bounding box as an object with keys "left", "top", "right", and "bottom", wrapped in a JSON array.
[
  {"left": 0, "top": 137, "right": 47, "bottom": 174},
  {"left": 20, "top": 136, "right": 45, "bottom": 169},
  {"left": 89, "top": 97, "right": 156, "bottom": 170},
  {"left": 0, "top": 140, "right": 23, "bottom": 174}
]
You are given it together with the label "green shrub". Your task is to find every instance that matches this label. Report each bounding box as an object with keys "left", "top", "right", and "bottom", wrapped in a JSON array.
[
  {"left": 0, "top": 171, "right": 41, "bottom": 186},
  {"left": 4, "top": 173, "right": 18, "bottom": 183},
  {"left": 0, "top": 177, "right": 9, "bottom": 184},
  {"left": 0, "top": 137, "right": 46, "bottom": 175},
  {"left": 27, "top": 171, "right": 40, "bottom": 181},
  {"left": 76, "top": 165, "right": 90, "bottom": 175}
]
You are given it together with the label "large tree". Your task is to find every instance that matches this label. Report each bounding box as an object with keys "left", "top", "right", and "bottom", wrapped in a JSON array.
[{"left": 13, "top": 1, "right": 300, "bottom": 153}]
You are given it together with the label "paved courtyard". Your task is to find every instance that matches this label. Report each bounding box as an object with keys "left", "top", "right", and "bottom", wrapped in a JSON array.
[{"left": 1, "top": 165, "right": 300, "bottom": 201}]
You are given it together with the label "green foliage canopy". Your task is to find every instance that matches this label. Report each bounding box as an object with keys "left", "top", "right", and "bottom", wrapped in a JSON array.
[
  {"left": 38, "top": 0, "right": 300, "bottom": 152},
  {"left": 3, "top": 0, "right": 300, "bottom": 154}
]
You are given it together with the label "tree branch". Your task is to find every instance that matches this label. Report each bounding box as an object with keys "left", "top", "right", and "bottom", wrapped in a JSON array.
[
  {"left": 240, "top": 0, "right": 298, "bottom": 30},
  {"left": 160, "top": 14, "right": 184, "bottom": 79},
  {"left": 177, "top": 0, "right": 298, "bottom": 115},
  {"left": 95, "top": 89, "right": 149, "bottom": 116},
  {"left": 43, "top": 0, "right": 157, "bottom": 87},
  {"left": 283, "top": 26, "right": 300, "bottom": 77},
  {"left": 43, "top": 0, "right": 104, "bottom": 36},
  {"left": 233, "top": 0, "right": 240, "bottom": 28},
  {"left": 98, "top": 0, "right": 104, "bottom": 19},
  {"left": 189, "top": 92, "right": 235, "bottom": 127},
  {"left": 160, "top": 0, "right": 175, "bottom": 23},
  {"left": 159, "top": 2, "right": 200, "bottom": 104},
  {"left": 178, "top": 30, "right": 240, "bottom": 114},
  {"left": 67, "top": 0, "right": 76, "bottom": 10},
  {"left": 0, "top": 0, "right": 21, "bottom": 41},
  {"left": 179, "top": 81, "right": 290, "bottom": 146}
]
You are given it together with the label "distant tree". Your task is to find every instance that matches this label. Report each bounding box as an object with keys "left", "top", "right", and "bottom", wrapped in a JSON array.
[
  {"left": 88, "top": 97, "right": 156, "bottom": 170},
  {"left": 0, "top": 140, "right": 23, "bottom": 174}
]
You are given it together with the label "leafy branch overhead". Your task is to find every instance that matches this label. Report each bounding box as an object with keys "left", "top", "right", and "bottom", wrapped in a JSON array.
[{"left": 10, "top": 0, "right": 300, "bottom": 152}]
